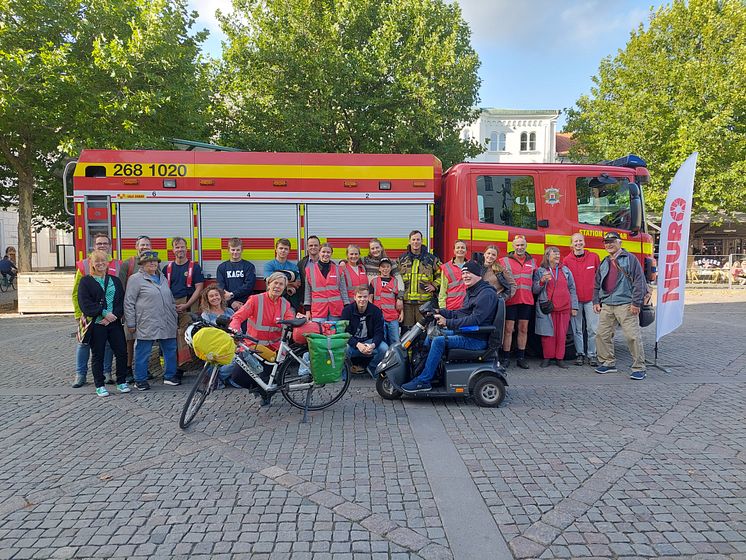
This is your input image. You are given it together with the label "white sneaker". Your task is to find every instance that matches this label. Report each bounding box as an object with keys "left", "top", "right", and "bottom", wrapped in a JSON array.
[
  {"left": 96, "top": 387, "right": 110, "bottom": 397},
  {"left": 117, "top": 383, "right": 131, "bottom": 393}
]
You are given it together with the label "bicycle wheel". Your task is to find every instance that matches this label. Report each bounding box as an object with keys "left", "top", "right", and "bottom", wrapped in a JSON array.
[
  {"left": 0, "top": 279, "right": 6, "bottom": 293},
  {"left": 179, "top": 363, "right": 218, "bottom": 429},
  {"left": 277, "top": 355, "right": 351, "bottom": 411},
  {"left": 10, "top": 276, "right": 16, "bottom": 291}
]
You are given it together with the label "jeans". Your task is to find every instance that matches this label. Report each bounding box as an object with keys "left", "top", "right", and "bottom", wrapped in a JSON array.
[
  {"left": 570, "top": 301, "right": 598, "bottom": 357},
  {"left": 135, "top": 338, "right": 177, "bottom": 382},
  {"left": 76, "top": 341, "right": 113, "bottom": 378},
  {"left": 415, "top": 332, "right": 487, "bottom": 384},
  {"left": 384, "top": 320, "right": 401, "bottom": 345},
  {"left": 89, "top": 322, "right": 128, "bottom": 388},
  {"left": 348, "top": 341, "right": 389, "bottom": 377}
]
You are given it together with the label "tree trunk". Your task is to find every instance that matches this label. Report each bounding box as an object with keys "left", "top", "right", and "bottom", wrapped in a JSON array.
[{"left": 17, "top": 169, "right": 34, "bottom": 273}]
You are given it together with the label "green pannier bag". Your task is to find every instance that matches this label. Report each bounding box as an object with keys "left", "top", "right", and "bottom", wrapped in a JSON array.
[{"left": 305, "top": 332, "right": 350, "bottom": 384}]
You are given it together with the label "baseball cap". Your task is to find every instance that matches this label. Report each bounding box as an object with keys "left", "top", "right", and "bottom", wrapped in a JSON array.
[{"left": 603, "top": 232, "right": 621, "bottom": 242}]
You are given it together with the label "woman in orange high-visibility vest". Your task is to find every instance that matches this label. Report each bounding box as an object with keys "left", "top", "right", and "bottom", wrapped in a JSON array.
[
  {"left": 303, "top": 244, "right": 349, "bottom": 322},
  {"left": 230, "top": 272, "right": 295, "bottom": 351},
  {"left": 438, "top": 239, "right": 468, "bottom": 310},
  {"left": 340, "top": 244, "right": 369, "bottom": 301}
]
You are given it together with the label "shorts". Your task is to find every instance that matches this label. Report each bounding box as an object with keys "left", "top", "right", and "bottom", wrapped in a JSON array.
[{"left": 505, "top": 303, "right": 533, "bottom": 322}]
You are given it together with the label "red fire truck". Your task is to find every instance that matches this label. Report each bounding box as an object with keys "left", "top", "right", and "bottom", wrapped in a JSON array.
[{"left": 64, "top": 149, "right": 656, "bottom": 281}]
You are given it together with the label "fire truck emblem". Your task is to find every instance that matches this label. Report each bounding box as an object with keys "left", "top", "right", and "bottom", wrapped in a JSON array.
[{"left": 543, "top": 187, "right": 561, "bottom": 205}]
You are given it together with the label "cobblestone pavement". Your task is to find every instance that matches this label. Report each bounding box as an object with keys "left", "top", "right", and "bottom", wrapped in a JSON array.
[{"left": 0, "top": 299, "right": 744, "bottom": 559}]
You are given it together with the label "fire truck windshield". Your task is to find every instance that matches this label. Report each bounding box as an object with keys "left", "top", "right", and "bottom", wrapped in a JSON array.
[{"left": 576, "top": 176, "right": 641, "bottom": 232}]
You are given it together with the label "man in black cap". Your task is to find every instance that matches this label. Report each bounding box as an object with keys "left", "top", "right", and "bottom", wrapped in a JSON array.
[
  {"left": 593, "top": 231, "right": 647, "bottom": 380},
  {"left": 401, "top": 260, "right": 497, "bottom": 392}
]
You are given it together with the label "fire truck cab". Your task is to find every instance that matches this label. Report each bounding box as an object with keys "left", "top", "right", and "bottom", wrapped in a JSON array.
[{"left": 65, "top": 150, "right": 655, "bottom": 282}]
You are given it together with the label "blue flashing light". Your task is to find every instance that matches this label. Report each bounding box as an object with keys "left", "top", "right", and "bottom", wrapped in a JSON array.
[{"left": 604, "top": 154, "right": 647, "bottom": 169}]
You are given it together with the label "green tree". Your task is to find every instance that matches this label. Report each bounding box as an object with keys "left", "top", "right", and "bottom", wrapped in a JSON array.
[
  {"left": 564, "top": 0, "right": 746, "bottom": 215},
  {"left": 212, "top": 0, "right": 482, "bottom": 168},
  {"left": 0, "top": 0, "right": 208, "bottom": 271}
]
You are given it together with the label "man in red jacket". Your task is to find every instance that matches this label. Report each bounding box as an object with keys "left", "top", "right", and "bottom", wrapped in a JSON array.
[{"left": 563, "top": 233, "right": 601, "bottom": 366}]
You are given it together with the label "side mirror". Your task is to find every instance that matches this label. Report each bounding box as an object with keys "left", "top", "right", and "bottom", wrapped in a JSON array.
[{"left": 628, "top": 182, "right": 642, "bottom": 235}]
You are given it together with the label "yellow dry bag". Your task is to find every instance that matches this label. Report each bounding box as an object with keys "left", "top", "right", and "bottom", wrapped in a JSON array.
[{"left": 192, "top": 327, "right": 235, "bottom": 365}]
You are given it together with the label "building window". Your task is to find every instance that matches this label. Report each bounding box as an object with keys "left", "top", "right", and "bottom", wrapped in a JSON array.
[
  {"left": 498, "top": 133, "right": 506, "bottom": 151},
  {"left": 489, "top": 132, "right": 497, "bottom": 152},
  {"left": 520, "top": 132, "right": 537, "bottom": 151},
  {"left": 49, "top": 230, "right": 57, "bottom": 254},
  {"left": 476, "top": 175, "right": 537, "bottom": 230},
  {"left": 461, "top": 129, "right": 471, "bottom": 141},
  {"left": 31, "top": 232, "right": 37, "bottom": 254}
]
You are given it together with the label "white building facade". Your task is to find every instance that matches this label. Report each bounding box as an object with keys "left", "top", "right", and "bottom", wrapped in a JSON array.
[
  {"left": 0, "top": 208, "right": 74, "bottom": 270},
  {"left": 462, "top": 108, "right": 560, "bottom": 164}
]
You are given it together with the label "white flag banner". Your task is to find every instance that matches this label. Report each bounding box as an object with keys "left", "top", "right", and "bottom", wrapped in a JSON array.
[{"left": 656, "top": 152, "right": 698, "bottom": 342}]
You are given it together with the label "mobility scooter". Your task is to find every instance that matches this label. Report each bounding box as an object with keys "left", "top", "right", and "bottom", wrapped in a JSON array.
[{"left": 374, "top": 299, "right": 508, "bottom": 407}]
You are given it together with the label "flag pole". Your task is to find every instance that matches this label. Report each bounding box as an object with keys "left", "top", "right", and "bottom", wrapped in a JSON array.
[{"left": 648, "top": 291, "right": 670, "bottom": 373}]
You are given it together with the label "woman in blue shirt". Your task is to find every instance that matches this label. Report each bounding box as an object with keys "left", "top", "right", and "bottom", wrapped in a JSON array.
[{"left": 77, "top": 250, "right": 130, "bottom": 397}]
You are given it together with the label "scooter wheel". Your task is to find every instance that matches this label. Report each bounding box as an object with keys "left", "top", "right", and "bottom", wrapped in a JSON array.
[
  {"left": 376, "top": 376, "right": 403, "bottom": 400},
  {"left": 472, "top": 376, "right": 506, "bottom": 408}
]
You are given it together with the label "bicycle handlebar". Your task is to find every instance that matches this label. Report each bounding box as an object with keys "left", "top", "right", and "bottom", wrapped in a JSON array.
[{"left": 189, "top": 313, "right": 261, "bottom": 344}]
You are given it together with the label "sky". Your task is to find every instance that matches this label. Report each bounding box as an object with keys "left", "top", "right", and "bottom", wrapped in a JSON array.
[{"left": 187, "top": 0, "right": 668, "bottom": 128}]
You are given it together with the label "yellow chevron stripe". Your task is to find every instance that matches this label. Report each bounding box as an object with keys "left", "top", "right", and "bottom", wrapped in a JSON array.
[
  {"left": 472, "top": 229, "right": 509, "bottom": 243},
  {"left": 457, "top": 228, "right": 472, "bottom": 241},
  {"left": 545, "top": 234, "right": 572, "bottom": 247}
]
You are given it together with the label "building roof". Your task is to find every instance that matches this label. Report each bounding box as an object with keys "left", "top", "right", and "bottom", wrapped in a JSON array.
[
  {"left": 555, "top": 132, "right": 576, "bottom": 155},
  {"left": 479, "top": 108, "right": 561, "bottom": 117}
]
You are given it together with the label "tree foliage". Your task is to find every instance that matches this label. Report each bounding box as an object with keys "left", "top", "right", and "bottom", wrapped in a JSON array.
[
  {"left": 0, "top": 0, "right": 208, "bottom": 270},
  {"left": 212, "top": 0, "right": 482, "bottom": 168},
  {"left": 564, "top": 0, "right": 746, "bottom": 215}
]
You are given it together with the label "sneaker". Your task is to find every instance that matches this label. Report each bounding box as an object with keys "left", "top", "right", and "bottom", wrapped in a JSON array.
[
  {"left": 556, "top": 360, "right": 569, "bottom": 369},
  {"left": 350, "top": 364, "right": 365, "bottom": 374},
  {"left": 630, "top": 370, "right": 647, "bottom": 381},
  {"left": 589, "top": 357, "right": 598, "bottom": 367},
  {"left": 135, "top": 381, "right": 151, "bottom": 391},
  {"left": 95, "top": 387, "right": 110, "bottom": 397},
  {"left": 71, "top": 375, "right": 86, "bottom": 388},
  {"left": 516, "top": 359, "right": 530, "bottom": 370},
  {"left": 104, "top": 374, "right": 115, "bottom": 385},
  {"left": 575, "top": 355, "right": 585, "bottom": 366},
  {"left": 595, "top": 365, "right": 617, "bottom": 374},
  {"left": 163, "top": 378, "right": 181, "bottom": 386},
  {"left": 401, "top": 379, "right": 432, "bottom": 393},
  {"left": 540, "top": 359, "right": 551, "bottom": 368},
  {"left": 117, "top": 383, "right": 131, "bottom": 394}
]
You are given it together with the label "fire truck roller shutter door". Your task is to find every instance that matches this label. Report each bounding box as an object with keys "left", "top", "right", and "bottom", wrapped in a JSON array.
[
  {"left": 200, "top": 203, "right": 298, "bottom": 279},
  {"left": 118, "top": 203, "right": 192, "bottom": 263},
  {"left": 304, "top": 204, "right": 430, "bottom": 260}
]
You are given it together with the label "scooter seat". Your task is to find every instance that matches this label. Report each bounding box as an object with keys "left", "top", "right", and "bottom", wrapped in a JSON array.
[{"left": 447, "top": 348, "right": 495, "bottom": 362}]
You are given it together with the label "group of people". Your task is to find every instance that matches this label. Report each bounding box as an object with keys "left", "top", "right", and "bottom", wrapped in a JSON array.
[
  {"left": 498, "top": 231, "right": 648, "bottom": 380},
  {"left": 72, "top": 227, "right": 649, "bottom": 397},
  {"left": 72, "top": 234, "right": 203, "bottom": 395}
]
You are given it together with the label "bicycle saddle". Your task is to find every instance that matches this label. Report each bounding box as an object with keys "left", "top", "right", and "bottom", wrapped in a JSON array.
[{"left": 278, "top": 318, "right": 308, "bottom": 328}]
